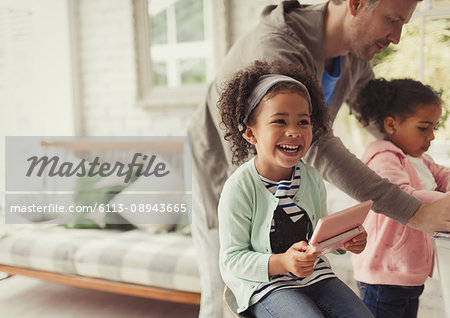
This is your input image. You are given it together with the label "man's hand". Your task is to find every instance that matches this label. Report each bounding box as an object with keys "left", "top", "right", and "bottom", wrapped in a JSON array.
[{"left": 407, "top": 197, "right": 450, "bottom": 233}]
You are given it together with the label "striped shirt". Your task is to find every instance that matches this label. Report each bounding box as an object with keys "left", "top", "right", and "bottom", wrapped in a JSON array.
[{"left": 250, "top": 166, "right": 336, "bottom": 306}]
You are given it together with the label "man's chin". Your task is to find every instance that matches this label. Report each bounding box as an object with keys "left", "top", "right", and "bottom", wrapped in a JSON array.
[
  {"left": 366, "top": 44, "right": 388, "bottom": 61},
  {"left": 349, "top": 46, "right": 374, "bottom": 62},
  {"left": 362, "top": 54, "right": 374, "bottom": 62},
  {"left": 353, "top": 51, "right": 373, "bottom": 62},
  {"left": 361, "top": 48, "right": 378, "bottom": 62}
]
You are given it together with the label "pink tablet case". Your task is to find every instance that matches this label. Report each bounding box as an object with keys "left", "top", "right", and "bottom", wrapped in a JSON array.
[{"left": 308, "top": 200, "right": 373, "bottom": 255}]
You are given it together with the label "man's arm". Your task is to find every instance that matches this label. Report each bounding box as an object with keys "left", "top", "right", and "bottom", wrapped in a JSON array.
[{"left": 303, "top": 131, "right": 450, "bottom": 233}]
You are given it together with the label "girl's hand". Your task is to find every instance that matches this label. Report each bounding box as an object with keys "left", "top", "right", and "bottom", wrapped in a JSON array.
[
  {"left": 342, "top": 230, "right": 367, "bottom": 254},
  {"left": 281, "top": 241, "right": 318, "bottom": 277}
]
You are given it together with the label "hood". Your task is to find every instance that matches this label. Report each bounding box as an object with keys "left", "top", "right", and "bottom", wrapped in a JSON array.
[{"left": 361, "top": 140, "right": 406, "bottom": 165}]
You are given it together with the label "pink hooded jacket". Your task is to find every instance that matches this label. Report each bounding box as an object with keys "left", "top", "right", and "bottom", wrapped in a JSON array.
[{"left": 352, "top": 140, "right": 450, "bottom": 286}]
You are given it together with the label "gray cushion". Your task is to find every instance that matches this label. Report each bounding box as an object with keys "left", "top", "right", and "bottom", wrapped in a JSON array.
[{"left": 0, "top": 227, "right": 200, "bottom": 293}]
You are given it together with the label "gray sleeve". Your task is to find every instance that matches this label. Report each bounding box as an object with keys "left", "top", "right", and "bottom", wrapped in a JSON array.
[{"left": 303, "top": 131, "right": 422, "bottom": 225}]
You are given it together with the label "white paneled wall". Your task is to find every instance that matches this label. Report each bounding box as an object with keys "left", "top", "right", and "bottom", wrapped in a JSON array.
[
  {"left": 79, "top": 0, "right": 139, "bottom": 135},
  {"left": 1, "top": 0, "right": 76, "bottom": 235}
]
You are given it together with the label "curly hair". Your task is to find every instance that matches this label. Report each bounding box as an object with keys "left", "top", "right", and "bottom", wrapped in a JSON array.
[
  {"left": 355, "top": 78, "right": 442, "bottom": 134},
  {"left": 218, "top": 60, "right": 331, "bottom": 165}
]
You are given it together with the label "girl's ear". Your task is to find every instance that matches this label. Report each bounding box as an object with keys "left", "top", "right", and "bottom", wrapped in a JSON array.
[
  {"left": 348, "top": 0, "right": 362, "bottom": 16},
  {"left": 243, "top": 126, "right": 257, "bottom": 144},
  {"left": 384, "top": 116, "right": 397, "bottom": 135}
]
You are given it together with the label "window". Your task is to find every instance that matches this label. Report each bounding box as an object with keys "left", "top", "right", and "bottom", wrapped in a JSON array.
[{"left": 134, "top": 0, "right": 229, "bottom": 107}]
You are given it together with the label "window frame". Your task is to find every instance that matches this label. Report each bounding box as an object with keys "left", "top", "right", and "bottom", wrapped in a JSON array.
[{"left": 133, "top": 0, "right": 230, "bottom": 107}]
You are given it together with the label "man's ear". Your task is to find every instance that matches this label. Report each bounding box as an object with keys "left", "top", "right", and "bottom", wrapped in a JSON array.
[
  {"left": 384, "top": 116, "right": 397, "bottom": 135},
  {"left": 348, "top": 0, "right": 362, "bottom": 16},
  {"left": 243, "top": 127, "right": 257, "bottom": 144}
]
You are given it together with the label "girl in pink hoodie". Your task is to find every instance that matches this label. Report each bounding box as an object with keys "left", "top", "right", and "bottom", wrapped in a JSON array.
[{"left": 351, "top": 78, "right": 450, "bottom": 318}]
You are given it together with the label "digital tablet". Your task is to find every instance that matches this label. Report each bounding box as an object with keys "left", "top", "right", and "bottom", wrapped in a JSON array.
[{"left": 307, "top": 200, "right": 373, "bottom": 255}]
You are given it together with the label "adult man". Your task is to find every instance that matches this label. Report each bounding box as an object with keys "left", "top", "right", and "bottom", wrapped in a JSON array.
[{"left": 187, "top": 0, "right": 450, "bottom": 317}]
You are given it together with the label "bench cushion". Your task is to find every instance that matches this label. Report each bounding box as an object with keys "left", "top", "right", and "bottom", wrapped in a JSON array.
[
  {"left": 74, "top": 230, "right": 200, "bottom": 292},
  {"left": 0, "top": 227, "right": 200, "bottom": 293}
]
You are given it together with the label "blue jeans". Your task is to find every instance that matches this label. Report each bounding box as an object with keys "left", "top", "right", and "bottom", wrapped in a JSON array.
[
  {"left": 357, "top": 282, "right": 424, "bottom": 318},
  {"left": 248, "top": 277, "right": 373, "bottom": 318}
]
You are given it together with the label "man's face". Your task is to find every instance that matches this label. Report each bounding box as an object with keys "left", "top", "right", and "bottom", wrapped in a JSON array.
[{"left": 346, "top": 0, "right": 418, "bottom": 62}]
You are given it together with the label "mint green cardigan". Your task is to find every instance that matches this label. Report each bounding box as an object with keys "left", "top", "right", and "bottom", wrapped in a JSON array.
[{"left": 218, "top": 158, "right": 329, "bottom": 313}]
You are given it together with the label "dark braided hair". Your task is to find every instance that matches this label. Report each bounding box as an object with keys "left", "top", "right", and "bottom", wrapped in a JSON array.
[
  {"left": 218, "top": 60, "right": 331, "bottom": 165},
  {"left": 355, "top": 78, "right": 442, "bottom": 134}
]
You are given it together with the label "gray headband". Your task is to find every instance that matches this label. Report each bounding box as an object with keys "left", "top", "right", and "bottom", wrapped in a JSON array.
[{"left": 243, "top": 74, "right": 313, "bottom": 124}]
